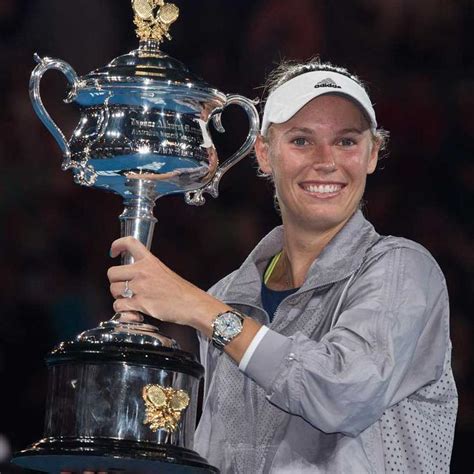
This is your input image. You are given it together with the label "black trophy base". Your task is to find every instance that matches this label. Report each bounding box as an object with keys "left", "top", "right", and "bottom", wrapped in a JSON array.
[{"left": 12, "top": 437, "right": 219, "bottom": 473}]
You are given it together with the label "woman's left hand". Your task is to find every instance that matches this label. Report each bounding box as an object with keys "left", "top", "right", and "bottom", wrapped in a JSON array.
[{"left": 107, "top": 237, "right": 229, "bottom": 337}]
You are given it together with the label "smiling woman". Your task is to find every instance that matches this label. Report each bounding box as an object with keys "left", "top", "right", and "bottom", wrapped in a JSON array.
[
  {"left": 106, "top": 59, "right": 457, "bottom": 472},
  {"left": 256, "top": 95, "right": 379, "bottom": 252}
]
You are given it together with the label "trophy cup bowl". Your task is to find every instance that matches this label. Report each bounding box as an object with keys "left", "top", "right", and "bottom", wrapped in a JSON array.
[{"left": 12, "top": 2, "right": 259, "bottom": 473}]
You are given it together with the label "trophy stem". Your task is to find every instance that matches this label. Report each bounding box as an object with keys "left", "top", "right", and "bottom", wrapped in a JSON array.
[
  {"left": 119, "top": 179, "right": 159, "bottom": 265},
  {"left": 108, "top": 178, "right": 177, "bottom": 349}
]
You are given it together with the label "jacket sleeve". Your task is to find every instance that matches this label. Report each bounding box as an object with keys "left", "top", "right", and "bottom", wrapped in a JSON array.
[
  {"left": 241, "top": 246, "right": 450, "bottom": 436},
  {"left": 198, "top": 270, "right": 239, "bottom": 395}
]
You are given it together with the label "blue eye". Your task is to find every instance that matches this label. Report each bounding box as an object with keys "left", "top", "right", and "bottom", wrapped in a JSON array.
[
  {"left": 338, "top": 137, "right": 356, "bottom": 146},
  {"left": 292, "top": 137, "right": 309, "bottom": 146}
]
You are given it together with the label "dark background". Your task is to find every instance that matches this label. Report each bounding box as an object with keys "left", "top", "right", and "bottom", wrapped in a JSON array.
[{"left": 0, "top": 0, "right": 472, "bottom": 471}]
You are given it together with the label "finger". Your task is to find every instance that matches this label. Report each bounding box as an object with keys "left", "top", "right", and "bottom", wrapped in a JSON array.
[
  {"left": 110, "top": 237, "right": 149, "bottom": 260},
  {"left": 110, "top": 281, "right": 133, "bottom": 299},
  {"left": 107, "top": 264, "right": 136, "bottom": 283},
  {"left": 116, "top": 311, "right": 143, "bottom": 323},
  {"left": 113, "top": 297, "right": 140, "bottom": 315}
]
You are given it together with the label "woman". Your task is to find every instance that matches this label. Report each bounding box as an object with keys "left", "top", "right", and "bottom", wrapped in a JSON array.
[{"left": 108, "top": 59, "right": 457, "bottom": 473}]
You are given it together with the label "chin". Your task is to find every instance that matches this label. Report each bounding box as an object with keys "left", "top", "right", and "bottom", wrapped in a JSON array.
[{"left": 292, "top": 206, "right": 356, "bottom": 233}]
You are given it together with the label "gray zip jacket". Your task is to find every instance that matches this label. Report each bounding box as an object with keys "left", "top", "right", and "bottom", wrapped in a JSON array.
[{"left": 195, "top": 211, "right": 457, "bottom": 473}]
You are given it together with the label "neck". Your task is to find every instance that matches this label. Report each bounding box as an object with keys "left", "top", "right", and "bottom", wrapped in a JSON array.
[{"left": 269, "top": 215, "right": 351, "bottom": 289}]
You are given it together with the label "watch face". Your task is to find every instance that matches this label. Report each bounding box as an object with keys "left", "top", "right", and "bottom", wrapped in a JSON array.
[{"left": 215, "top": 312, "right": 243, "bottom": 339}]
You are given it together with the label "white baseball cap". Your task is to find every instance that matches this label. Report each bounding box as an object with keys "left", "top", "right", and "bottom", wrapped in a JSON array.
[{"left": 261, "top": 70, "right": 377, "bottom": 135}]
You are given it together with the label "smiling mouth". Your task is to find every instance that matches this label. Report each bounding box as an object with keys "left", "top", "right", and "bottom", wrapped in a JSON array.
[{"left": 300, "top": 183, "right": 345, "bottom": 195}]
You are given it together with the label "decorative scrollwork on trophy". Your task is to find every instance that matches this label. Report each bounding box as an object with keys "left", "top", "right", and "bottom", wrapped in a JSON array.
[{"left": 132, "top": 0, "right": 180, "bottom": 43}]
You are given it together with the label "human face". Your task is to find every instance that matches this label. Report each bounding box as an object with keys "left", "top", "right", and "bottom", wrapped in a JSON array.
[{"left": 255, "top": 94, "right": 379, "bottom": 233}]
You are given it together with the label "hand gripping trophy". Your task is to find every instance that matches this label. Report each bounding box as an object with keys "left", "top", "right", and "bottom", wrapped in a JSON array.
[{"left": 13, "top": 1, "right": 259, "bottom": 472}]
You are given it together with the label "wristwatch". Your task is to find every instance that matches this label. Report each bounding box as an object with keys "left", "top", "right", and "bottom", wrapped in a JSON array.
[{"left": 211, "top": 310, "right": 245, "bottom": 351}]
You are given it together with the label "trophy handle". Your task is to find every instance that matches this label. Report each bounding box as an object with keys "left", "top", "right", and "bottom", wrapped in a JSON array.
[
  {"left": 185, "top": 94, "right": 260, "bottom": 206},
  {"left": 29, "top": 54, "right": 80, "bottom": 171}
]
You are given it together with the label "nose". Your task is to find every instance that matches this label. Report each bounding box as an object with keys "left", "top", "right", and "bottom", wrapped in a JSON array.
[{"left": 312, "top": 144, "right": 337, "bottom": 172}]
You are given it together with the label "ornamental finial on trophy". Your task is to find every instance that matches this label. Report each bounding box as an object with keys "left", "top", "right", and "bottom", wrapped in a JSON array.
[{"left": 132, "top": 0, "right": 180, "bottom": 44}]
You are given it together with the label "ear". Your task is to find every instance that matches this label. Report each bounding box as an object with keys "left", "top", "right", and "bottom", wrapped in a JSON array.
[
  {"left": 366, "top": 138, "right": 380, "bottom": 175},
  {"left": 255, "top": 135, "right": 273, "bottom": 175}
]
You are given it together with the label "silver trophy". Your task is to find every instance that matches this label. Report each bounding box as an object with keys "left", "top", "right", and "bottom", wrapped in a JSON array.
[{"left": 13, "top": 1, "right": 259, "bottom": 472}]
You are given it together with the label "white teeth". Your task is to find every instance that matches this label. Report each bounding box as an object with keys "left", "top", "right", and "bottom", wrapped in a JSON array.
[{"left": 304, "top": 184, "right": 341, "bottom": 193}]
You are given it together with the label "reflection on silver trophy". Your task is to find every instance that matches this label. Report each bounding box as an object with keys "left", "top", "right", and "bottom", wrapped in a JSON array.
[{"left": 13, "top": 1, "right": 259, "bottom": 472}]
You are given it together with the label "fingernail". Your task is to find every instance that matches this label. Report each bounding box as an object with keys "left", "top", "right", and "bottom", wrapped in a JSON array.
[{"left": 109, "top": 248, "right": 114, "bottom": 258}]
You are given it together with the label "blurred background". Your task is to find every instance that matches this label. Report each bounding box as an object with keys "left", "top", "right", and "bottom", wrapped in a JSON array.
[{"left": 0, "top": 0, "right": 472, "bottom": 471}]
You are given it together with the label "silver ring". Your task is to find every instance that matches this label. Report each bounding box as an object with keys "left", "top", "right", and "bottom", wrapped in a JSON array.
[{"left": 122, "top": 280, "right": 134, "bottom": 299}]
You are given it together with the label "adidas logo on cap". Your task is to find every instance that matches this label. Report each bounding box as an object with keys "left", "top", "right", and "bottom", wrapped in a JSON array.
[{"left": 314, "top": 78, "right": 342, "bottom": 89}]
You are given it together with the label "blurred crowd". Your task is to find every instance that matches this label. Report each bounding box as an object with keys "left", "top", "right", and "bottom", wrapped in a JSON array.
[{"left": 0, "top": 0, "right": 472, "bottom": 471}]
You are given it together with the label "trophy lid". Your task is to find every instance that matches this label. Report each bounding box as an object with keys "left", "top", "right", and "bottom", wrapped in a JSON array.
[
  {"left": 75, "top": 0, "right": 224, "bottom": 101},
  {"left": 79, "top": 44, "right": 220, "bottom": 95}
]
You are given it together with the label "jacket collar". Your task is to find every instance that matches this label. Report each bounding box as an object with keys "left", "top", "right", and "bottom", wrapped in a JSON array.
[{"left": 214, "top": 210, "right": 380, "bottom": 305}]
